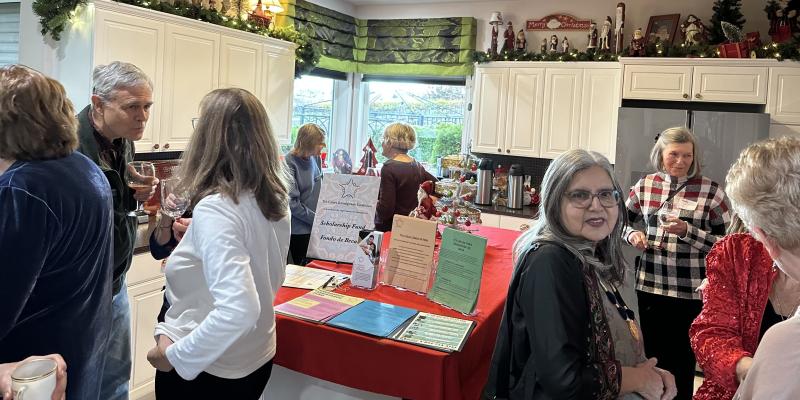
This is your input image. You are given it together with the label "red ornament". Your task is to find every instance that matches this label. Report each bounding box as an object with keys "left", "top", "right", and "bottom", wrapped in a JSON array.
[
  {"left": 442, "top": 206, "right": 449, "bottom": 212},
  {"left": 459, "top": 175, "right": 466, "bottom": 182},
  {"left": 453, "top": 210, "right": 461, "bottom": 217},
  {"left": 435, "top": 211, "right": 442, "bottom": 217},
  {"left": 465, "top": 219, "right": 472, "bottom": 227}
]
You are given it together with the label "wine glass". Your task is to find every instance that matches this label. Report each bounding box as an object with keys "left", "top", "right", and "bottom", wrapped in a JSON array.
[
  {"left": 160, "top": 178, "right": 189, "bottom": 219},
  {"left": 126, "top": 161, "right": 156, "bottom": 216},
  {"left": 658, "top": 202, "right": 680, "bottom": 228}
]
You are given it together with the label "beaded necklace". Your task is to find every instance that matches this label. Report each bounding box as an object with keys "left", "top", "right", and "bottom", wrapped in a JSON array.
[{"left": 596, "top": 274, "right": 641, "bottom": 342}]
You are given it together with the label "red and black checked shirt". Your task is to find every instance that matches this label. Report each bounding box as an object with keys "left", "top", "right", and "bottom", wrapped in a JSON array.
[{"left": 623, "top": 173, "right": 730, "bottom": 300}]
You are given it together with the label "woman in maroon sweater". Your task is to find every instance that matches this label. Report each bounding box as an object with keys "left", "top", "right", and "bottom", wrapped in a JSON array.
[{"left": 374, "top": 123, "right": 436, "bottom": 232}]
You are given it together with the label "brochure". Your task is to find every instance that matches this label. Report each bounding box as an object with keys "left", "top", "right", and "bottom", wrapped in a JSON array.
[
  {"left": 393, "top": 312, "right": 475, "bottom": 352},
  {"left": 275, "top": 289, "right": 364, "bottom": 323},
  {"left": 282, "top": 264, "right": 350, "bottom": 290},
  {"left": 427, "top": 228, "right": 487, "bottom": 314},
  {"left": 326, "top": 300, "right": 417, "bottom": 338},
  {"left": 382, "top": 215, "right": 438, "bottom": 293}
]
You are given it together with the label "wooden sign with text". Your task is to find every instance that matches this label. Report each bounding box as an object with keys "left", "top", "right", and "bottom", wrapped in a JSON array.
[{"left": 526, "top": 14, "right": 592, "bottom": 31}]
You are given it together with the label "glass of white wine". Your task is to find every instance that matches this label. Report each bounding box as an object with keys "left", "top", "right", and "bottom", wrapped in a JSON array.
[
  {"left": 126, "top": 161, "right": 156, "bottom": 216},
  {"left": 160, "top": 178, "right": 189, "bottom": 219}
]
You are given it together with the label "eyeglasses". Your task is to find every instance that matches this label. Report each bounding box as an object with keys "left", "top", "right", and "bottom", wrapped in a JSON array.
[
  {"left": 565, "top": 189, "right": 620, "bottom": 209},
  {"left": 191, "top": 117, "right": 199, "bottom": 129}
]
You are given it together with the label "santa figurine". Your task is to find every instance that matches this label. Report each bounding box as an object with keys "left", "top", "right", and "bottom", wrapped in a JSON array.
[
  {"left": 410, "top": 180, "right": 439, "bottom": 220},
  {"left": 503, "top": 21, "right": 515, "bottom": 52},
  {"left": 561, "top": 36, "right": 570, "bottom": 53},
  {"left": 629, "top": 27, "right": 646, "bottom": 56},
  {"left": 614, "top": 2, "right": 626, "bottom": 54},
  {"left": 540, "top": 38, "right": 548, "bottom": 54},
  {"left": 515, "top": 29, "right": 527, "bottom": 51},
  {"left": 548, "top": 35, "right": 559, "bottom": 53},
  {"left": 680, "top": 14, "right": 707, "bottom": 46}
]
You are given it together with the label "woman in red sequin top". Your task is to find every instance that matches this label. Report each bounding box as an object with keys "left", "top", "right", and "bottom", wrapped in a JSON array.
[{"left": 689, "top": 232, "right": 774, "bottom": 400}]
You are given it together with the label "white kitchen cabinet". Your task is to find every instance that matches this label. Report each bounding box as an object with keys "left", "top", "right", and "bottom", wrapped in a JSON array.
[
  {"left": 768, "top": 66, "right": 800, "bottom": 125},
  {"left": 470, "top": 67, "right": 508, "bottom": 154},
  {"left": 161, "top": 24, "right": 220, "bottom": 152},
  {"left": 93, "top": 8, "right": 164, "bottom": 152},
  {"left": 470, "top": 62, "right": 620, "bottom": 160},
  {"left": 580, "top": 68, "right": 621, "bottom": 162},
  {"left": 540, "top": 68, "right": 583, "bottom": 159},
  {"left": 621, "top": 59, "right": 769, "bottom": 104},
  {"left": 127, "top": 253, "right": 165, "bottom": 400},
  {"left": 504, "top": 68, "right": 544, "bottom": 157},
  {"left": 21, "top": 0, "right": 296, "bottom": 153}
]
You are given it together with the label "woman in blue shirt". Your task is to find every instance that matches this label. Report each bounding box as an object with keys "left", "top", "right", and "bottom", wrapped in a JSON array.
[{"left": 285, "top": 123, "right": 325, "bottom": 265}]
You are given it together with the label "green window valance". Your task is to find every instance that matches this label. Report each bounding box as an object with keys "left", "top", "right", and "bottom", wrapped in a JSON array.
[{"left": 279, "top": 0, "right": 476, "bottom": 77}]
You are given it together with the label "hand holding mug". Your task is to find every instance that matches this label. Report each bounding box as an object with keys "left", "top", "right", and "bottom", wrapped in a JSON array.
[{"left": 0, "top": 354, "right": 67, "bottom": 400}]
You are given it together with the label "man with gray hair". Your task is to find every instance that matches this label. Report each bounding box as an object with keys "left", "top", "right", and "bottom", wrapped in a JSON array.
[{"left": 76, "top": 61, "right": 158, "bottom": 400}]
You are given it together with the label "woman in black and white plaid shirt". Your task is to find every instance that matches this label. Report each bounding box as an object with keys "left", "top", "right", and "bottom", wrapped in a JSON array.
[{"left": 623, "top": 127, "right": 731, "bottom": 400}]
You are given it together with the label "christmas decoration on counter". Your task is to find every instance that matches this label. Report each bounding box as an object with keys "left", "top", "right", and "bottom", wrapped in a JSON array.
[
  {"left": 680, "top": 15, "right": 708, "bottom": 46},
  {"left": 709, "top": 0, "right": 745, "bottom": 44},
  {"left": 410, "top": 178, "right": 482, "bottom": 232},
  {"left": 526, "top": 14, "right": 592, "bottom": 31},
  {"left": 332, "top": 149, "right": 353, "bottom": 174},
  {"left": 540, "top": 38, "right": 548, "bottom": 54},
  {"left": 503, "top": 21, "right": 516, "bottom": 52},
  {"left": 765, "top": 0, "right": 798, "bottom": 43},
  {"left": 615, "top": 2, "right": 626, "bottom": 54},
  {"left": 355, "top": 138, "right": 379, "bottom": 176},
  {"left": 34, "top": 0, "right": 320, "bottom": 76},
  {"left": 629, "top": 28, "right": 647, "bottom": 56},
  {"left": 717, "top": 22, "right": 759, "bottom": 58}
]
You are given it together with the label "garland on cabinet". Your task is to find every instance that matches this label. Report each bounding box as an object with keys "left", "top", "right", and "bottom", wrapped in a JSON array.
[
  {"left": 31, "top": 0, "right": 320, "bottom": 77},
  {"left": 472, "top": 37, "right": 800, "bottom": 63}
]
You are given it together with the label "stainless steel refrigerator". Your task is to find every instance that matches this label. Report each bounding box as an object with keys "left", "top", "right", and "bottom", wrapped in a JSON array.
[
  {"left": 614, "top": 107, "right": 770, "bottom": 195},
  {"left": 614, "top": 106, "right": 770, "bottom": 297}
]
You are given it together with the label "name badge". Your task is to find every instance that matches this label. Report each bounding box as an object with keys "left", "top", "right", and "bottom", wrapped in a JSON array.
[{"left": 677, "top": 198, "right": 698, "bottom": 211}]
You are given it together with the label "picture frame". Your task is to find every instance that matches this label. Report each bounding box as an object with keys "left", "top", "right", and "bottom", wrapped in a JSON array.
[{"left": 645, "top": 14, "right": 680, "bottom": 45}]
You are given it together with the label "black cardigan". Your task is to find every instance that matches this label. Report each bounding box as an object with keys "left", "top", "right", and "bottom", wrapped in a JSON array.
[{"left": 485, "top": 243, "right": 621, "bottom": 400}]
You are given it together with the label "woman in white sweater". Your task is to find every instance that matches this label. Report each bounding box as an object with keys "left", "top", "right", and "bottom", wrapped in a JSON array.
[{"left": 146, "top": 88, "right": 291, "bottom": 398}]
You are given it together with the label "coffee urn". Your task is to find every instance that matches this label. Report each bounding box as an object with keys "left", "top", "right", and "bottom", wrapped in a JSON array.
[
  {"left": 475, "top": 158, "right": 494, "bottom": 206},
  {"left": 507, "top": 164, "right": 524, "bottom": 210}
]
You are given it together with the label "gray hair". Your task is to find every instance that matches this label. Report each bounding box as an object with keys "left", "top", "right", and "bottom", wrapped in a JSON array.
[
  {"left": 513, "top": 149, "right": 628, "bottom": 283},
  {"left": 726, "top": 136, "right": 800, "bottom": 251},
  {"left": 649, "top": 126, "right": 701, "bottom": 177},
  {"left": 382, "top": 122, "right": 416, "bottom": 152},
  {"left": 92, "top": 61, "right": 153, "bottom": 102}
]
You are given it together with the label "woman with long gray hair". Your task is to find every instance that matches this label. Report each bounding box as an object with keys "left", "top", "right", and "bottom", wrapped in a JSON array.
[{"left": 485, "top": 149, "right": 676, "bottom": 400}]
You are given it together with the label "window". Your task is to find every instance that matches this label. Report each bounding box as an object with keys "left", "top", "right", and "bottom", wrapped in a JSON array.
[
  {"left": 361, "top": 80, "right": 465, "bottom": 168},
  {"left": 0, "top": 3, "right": 20, "bottom": 66},
  {"left": 285, "top": 74, "right": 335, "bottom": 154}
]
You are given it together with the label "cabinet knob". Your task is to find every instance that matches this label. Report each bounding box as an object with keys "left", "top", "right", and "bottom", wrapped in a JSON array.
[
  {"left": 695, "top": 93, "right": 702, "bottom": 99},
  {"left": 153, "top": 143, "right": 160, "bottom": 150},
  {"left": 164, "top": 143, "right": 170, "bottom": 149},
  {"left": 506, "top": 149, "right": 511, "bottom": 154},
  {"left": 497, "top": 148, "right": 502, "bottom": 152},
  {"left": 682, "top": 93, "right": 689, "bottom": 99}
]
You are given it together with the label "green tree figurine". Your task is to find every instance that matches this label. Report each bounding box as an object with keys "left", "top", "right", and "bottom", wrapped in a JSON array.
[{"left": 709, "top": 0, "right": 746, "bottom": 44}]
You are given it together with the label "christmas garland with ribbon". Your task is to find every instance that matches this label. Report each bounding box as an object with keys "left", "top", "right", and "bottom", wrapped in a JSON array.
[{"left": 32, "top": 0, "right": 320, "bottom": 76}]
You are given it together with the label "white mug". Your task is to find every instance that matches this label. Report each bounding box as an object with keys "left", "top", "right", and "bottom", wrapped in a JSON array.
[{"left": 11, "top": 358, "right": 58, "bottom": 400}]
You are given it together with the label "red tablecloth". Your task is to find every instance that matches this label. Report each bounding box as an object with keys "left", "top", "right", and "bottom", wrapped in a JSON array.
[{"left": 272, "top": 225, "right": 521, "bottom": 400}]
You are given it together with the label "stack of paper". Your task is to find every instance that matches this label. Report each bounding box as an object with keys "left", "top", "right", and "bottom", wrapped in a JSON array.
[
  {"left": 282, "top": 264, "right": 350, "bottom": 290},
  {"left": 275, "top": 289, "right": 364, "bottom": 323},
  {"left": 393, "top": 312, "right": 475, "bottom": 352},
  {"left": 327, "top": 300, "right": 417, "bottom": 337}
]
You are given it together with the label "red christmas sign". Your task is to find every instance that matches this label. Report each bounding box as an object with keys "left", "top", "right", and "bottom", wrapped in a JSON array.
[{"left": 526, "top": 14, "right": 592, "bottom": 31}]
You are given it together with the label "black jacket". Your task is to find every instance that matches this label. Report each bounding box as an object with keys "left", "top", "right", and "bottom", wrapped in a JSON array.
[
  {"left": 485, "top": 243, "right": 621, "bottom": 400},
  {"left": 76, "top": 105, "right": 137, "bottom": 295}
]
